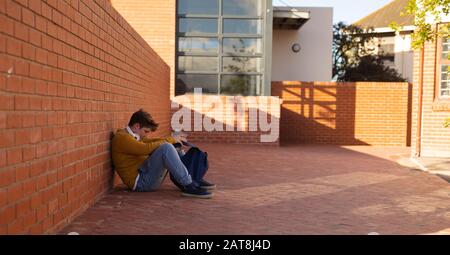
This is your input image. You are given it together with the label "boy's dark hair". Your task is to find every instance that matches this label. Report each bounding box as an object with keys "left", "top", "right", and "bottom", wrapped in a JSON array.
[{"left": 128, "top": 109, "right": 159, "bottom": 131}]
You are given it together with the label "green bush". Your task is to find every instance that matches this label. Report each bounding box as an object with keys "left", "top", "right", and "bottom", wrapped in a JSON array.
[{"left": 444, "top": 118, "right": 450, "bottom": 128}]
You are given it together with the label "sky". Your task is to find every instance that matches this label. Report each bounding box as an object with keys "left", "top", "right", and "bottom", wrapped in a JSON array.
[{"left": 272, "top": 0, "right": 394, "bottom": 24}]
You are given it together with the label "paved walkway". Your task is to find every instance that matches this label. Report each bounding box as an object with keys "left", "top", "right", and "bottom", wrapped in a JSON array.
[
  {"left": 60, "top": 144, "right": 450, "bottom": 235},
  {"left": 397, "top": 156, "right": 450, "bottom": 183}
]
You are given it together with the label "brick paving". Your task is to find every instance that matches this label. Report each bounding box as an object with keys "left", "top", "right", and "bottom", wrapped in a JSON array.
[{"left": 60, "top": 144, "right": 450, "bottom": 235}]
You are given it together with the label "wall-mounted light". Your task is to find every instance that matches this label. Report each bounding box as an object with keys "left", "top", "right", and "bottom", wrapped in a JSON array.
[{"left": 292, "top": 43, "right": 301, "bottom": 53}]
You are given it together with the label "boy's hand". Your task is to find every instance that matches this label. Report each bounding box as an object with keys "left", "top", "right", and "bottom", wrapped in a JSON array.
[{"left": 172, "top": 133, "right": 187, "bottom": 144}]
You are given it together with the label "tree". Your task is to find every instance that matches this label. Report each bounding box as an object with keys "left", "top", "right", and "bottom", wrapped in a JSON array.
[
  {"left": 392, "top": 0, "right": 450, "bottom": 49},
  {"left": 395, "top": 1, "right": 450, "bottom": 127},
  {"left": 333, "top": 22, "right": 371, "bottom": 80},
  {"left": 342, "top": 56, "right": 406, "bottom": 82},
  {"left": 333, "top": 22, "right": 406, "bottom": 82}
]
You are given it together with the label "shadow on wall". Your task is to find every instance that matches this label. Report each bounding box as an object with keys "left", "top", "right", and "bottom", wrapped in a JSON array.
[
  {"left": 272, "top": 82, "right": 412, "bottom": 146},
  {"left": 170, "top": 96, "right": 281, "bottom": 145}
]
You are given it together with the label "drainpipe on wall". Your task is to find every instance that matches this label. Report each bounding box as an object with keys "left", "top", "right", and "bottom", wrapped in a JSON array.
[{"left": 415, "top": 45, "right": 425, "bottom": 157}]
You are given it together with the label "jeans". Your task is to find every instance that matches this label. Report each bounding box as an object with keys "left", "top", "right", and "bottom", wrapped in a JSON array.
[{"left": 135, "top": 143, "right": 192, "bottom": 192}]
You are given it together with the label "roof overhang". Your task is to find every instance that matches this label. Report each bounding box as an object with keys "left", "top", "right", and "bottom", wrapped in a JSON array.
[{"left": 273, "top": 8, "right": 310, "bottom": 30}]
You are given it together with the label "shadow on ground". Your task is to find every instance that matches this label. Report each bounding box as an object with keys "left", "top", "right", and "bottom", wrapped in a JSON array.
[{"left": 60, "top": 143, "right": 450, "bottom": 235}]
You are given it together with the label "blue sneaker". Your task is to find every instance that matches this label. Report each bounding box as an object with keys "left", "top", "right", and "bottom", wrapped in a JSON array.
[
  {"left": 198, "top": 179, "right": 216, "bottom": 190},
  {"left": 170, "top": 174, "right": 184, "bottom": 191},
  {"left": 181, "top": 183, "right": 213, "bottom": 199}
]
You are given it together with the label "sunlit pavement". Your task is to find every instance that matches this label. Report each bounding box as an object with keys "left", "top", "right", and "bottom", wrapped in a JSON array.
[{"left": 60, "top": 144, "right": 450, "bottom": 235}]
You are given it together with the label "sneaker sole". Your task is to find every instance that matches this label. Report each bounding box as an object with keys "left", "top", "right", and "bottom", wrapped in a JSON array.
[
  {"left": 181, "top": 192, "right": 213, "bottom": 199},
  {"left": 200, "top": 184, "right": 216, "bottom": 190}
]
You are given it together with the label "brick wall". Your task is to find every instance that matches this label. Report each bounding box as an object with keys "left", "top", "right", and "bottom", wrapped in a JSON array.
[
  {"left": 109, "top": 0, "right": 176, "bottom": 98},
  {"left": 0, "top": 0, "right": 171, "bottom": 234},
  {"left": 411, "top": 39, "right": 450, "bottom": 157},
  {"left": 171, "top": 95, "right": 281, "bottom": 145},
  {"left": 272, "top": 81, "right": 412, "bottom": 146}
]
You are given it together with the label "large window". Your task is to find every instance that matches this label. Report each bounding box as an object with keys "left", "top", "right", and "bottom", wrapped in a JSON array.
[
  {"left": 176, "top": 0, "right": 269, "bottom": 96},
  {"left": 438, "top": 36, "right": 450, "bottom": 98},
  {"left": 377, "top": 37, "right": 395, "bottom": 67}
]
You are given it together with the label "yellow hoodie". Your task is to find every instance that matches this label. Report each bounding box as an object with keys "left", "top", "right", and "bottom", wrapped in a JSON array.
[{"left": 111, "top": 129, "right": 176, "bottom": 189}]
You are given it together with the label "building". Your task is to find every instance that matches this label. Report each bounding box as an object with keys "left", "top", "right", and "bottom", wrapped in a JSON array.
[
  {"left": 353, "top": 0, "right": 414, "bottom": 82},
  {"left": 272, "top": 6, "right": 332, "bottom": 82},
  {"left": 411, "top": 12, "right": 450, "bottom": 157},
  {"left": 109, "top": 0, "right": 333, "bottom": 98}
]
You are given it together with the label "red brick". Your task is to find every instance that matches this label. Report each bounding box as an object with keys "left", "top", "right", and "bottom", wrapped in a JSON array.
[
  {"left": 47, "top": 21, "right": 58, "bottom": 38},
  {"left": 15, "top": 0, "right": 28, "bottom": 7},
  {"left": 6, "top": 114, "right": 22, "bottom": 128},
  {"left": 30, "top": 192, "right": 42, "bottom": 210},
  {"left": 14, "top": 22, "right": 29, "bottom": 41},
  {"left": 22, "top": 146, "right": 36, "bottom": 161},
  {"left": 30, "top": 160, "right": 48, "bottom": 177},
  {"left": 41, "top": 98, "right": 52, "bottom": 110},
  {"left": 0, "top": 130, "right": 15, "bottom": 148},
  {"left": 16, "top": 198, "right": 31, "bottom": 218},
  {"left": 0, "top": 95, "right": 15, "bottom": 109},
  {"left": 0, "top": 35, "right": 5, "bottom": 52},
  {"left": 23, "top": 212, "right": 37, "bottom": 232},
  {"left": 36, "top": 142, "right": 48, "bottom": 158},
  {"left": 0, "top": 188, "right": 6, "bottom": 207},
  {"left": 23, "top": 178, "right": 37, "bottom": 197},
  {"left": 52, "top": 69, "right": 62, "bottom": 82},
  {"left": 52, "top": 9, "right": 62, "bottom": 26},
  {"left": 41, "top": 2, "right": 52, "bottom": 19},
  {"left": 7, "top": 183, "right": 23, "bottom": 203},
  {"left": 22, "top": 78, "right": 35, "bottom": 94},
  {"left": 29, "top": 96, "right": 42, "bottom": 110},
  {"left": 0, "top": 206, "right": 16, "bottom": 225},
  {"left": 28, "top": 0, "right": 41, "bottom": 14},
  {"left": 7, "top": 218, "right": 24, "bottom": 234},
  {"left": 22, "top": 113, "right": 35, "bottom": 127},
  {"left": 6, "top": 0, "right": 22, "bottom": 21},
  {"left": 47, "top": 0, "right": 58, "bottom": 9},
  {"left": 35, "top": 112, "right": 47, "bottom": 126},
  {"left": 48, "top": 199, "right": 58, "bottom": 214},
  {"left": 35, "top": 80, "right": 47, "bottom": 95},
  {"left": 29, "top": 223, "right": 43, "bottom": 234},
  {"left": 6, "top": 75, "right": 22, "bottom": 93},
  {"left": 29, "top": 28, "right": 41, "bottom": 46},
  {"left": 0, "top": 0, "right": 173, "bottom": 235},
  {"left": 70, "top": 0, "right": 79, "bottom": 11},
  {"left": 35, "top": 48, "right": 47, "bottom": 64},
  {"left": 6, "top": 37, "right": 21, "bottom": 56},
  {"left": 36, "top": 205, "right": 48, "bottom": 222},
  {"left": 0, "top": 15, "right": 14, "bottom": 35},
  {"left": 0, "top": 0, "right": 5, "bottom": 13},
  {"left": 0, "top": 112, "right": 5, "bottom": 129},
  {"left": 22, "top": 7, "right": 35, "bottom": 27},
  {"left": 22, "top": 42, "right": 36, "bottom": 61},
  {"left": 29, "top": 62, "right": 42, "bottom": 79},
  {"left": 15, "top": 165, "right": 29, "bottom": 182},
  {"left": 0, "top": 167, "right": 15, "bottom": 188},
  {"left": 35, "top": 15, "right": 46, "bottom": 33},
  {"left": 36, "top": 175, "right": 47, "bottom": 190},
  {"left": 7, "top": 147, "right": 22, "bottom": 165},
  {"left": 14, "top": 95, "right": 29, "bottom": 110},
  {"left": 14, "top": 59, "right": 29, "bottom": 76},
  {"left": 46, "top": 52, "right": 57, "bottom": 67},
  {"left": 42, "top": 215, "right": 53, "bottom": 231}
]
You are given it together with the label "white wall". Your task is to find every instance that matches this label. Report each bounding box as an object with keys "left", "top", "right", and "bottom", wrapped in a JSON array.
[
  {"left": 394, "top": 33, "right": 414, "bottom": 83},
  {"left": 271, "top": 7, "right": 333, "bottom": 82},
  {"left": 368, "top": 34, "right": 414, "bottom": 82}
]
